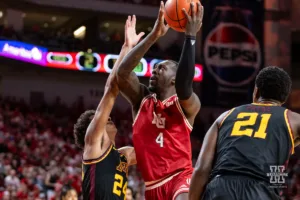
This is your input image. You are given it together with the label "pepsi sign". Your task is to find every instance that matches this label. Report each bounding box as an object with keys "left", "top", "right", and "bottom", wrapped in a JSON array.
[{"left": 204, "top": 23, "right": 261, "bottom": 86}]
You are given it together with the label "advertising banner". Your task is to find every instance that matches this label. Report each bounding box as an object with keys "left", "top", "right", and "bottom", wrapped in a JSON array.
[
  {"left": 0, "top": 40, "right": 203, "bottom": 81},
  {"left": 46, "top": 52, "right": 203, "bottom": 81},
  {"left": 0, "top": 40, "right": 47, "bottom": 66},
  {"left": 201, "top": 0, "right": 264, "bottom": 107}
]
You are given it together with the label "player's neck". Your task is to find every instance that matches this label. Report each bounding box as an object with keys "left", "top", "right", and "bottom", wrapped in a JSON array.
[
  {"left": 156, "top": 88, "right": 176, "bottom": 101},
  {"left": 256, "top": 98, "right": 282, "bottom": 106}
]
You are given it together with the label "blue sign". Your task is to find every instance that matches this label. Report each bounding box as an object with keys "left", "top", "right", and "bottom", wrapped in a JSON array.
[{"left": 0, "top": 40, "right": 47, "bottom": 66}]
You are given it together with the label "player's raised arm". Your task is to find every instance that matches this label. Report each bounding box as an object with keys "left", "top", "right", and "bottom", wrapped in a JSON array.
[
  {"left": 176, "top": 2, "right": 203, "bottom": 123},
  {"left": 189, "top": 111, "right": 228, "bottom": 200},
  {"left": 117, "top": 1, "right": 169, "bottom": 107},
  {"left": 80, "top": 17, "right": 140, "bottom": 160}
]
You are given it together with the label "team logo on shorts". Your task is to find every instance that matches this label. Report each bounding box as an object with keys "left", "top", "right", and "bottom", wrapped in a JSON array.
[
  {"left": 186, "top": 178, "right": 191, "bottom": 185},
  {"left": 204, "top": 23, "right": 261, "bottom": 86}
]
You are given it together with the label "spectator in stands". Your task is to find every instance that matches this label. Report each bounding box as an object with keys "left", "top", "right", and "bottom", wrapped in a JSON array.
[
  {"left": 126, "top": 186, "right": 134, "bottom": 200},
  {"left": 60, "top": 184, "right": 78, "bottom": 200},
  {"left": 4, "top": 169, "right": 20, "bottom": 189},
  {"left": 45, "top": 167, "right": 61, "bottom": 199},
  {"left": 0, "top": 96, "right": 298, "bottom": 199}
]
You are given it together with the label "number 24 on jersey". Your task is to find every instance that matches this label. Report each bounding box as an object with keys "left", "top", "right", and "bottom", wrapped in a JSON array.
[{"left": 113, "top": 174, "right": 127, "bottom": 199}]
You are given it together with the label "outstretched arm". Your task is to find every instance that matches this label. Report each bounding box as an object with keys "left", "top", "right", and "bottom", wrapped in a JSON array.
[
  {"left": 117, "top": 2, "right": 169, "bottom": 108},
  {"left": 176, "top": 2, "right": 204, "bottom": 123},
  {"left": 83, "top": 17, "right": 138, "bottom": 160},
  {"left": 189, "top": 111, "right": 228, "bottom": 200}
]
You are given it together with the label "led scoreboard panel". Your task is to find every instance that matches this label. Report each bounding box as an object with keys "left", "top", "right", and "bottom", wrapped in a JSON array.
[
  {"left": 46, "top": 52, "right": 203, "bottom": 81},
  {"left": 0, "top": 40, "right": 203, "bottom": 81}
]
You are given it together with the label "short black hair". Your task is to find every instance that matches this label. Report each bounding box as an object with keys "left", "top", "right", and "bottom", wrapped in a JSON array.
[
  {"left": 73, "top": 110, "right": 95, "bottom": 149},
  {"left": 255, "top": 66, "right": 292, "bottom": 102}
]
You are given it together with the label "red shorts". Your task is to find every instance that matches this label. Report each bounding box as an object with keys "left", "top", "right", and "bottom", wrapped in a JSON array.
[{"left": 144, "top": 169, "right": 193, "bottom": 200}]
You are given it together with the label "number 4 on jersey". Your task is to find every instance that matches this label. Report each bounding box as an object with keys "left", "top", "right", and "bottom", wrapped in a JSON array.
[{"left": 156, "top": 133, "right": 164, "bottom": 147}]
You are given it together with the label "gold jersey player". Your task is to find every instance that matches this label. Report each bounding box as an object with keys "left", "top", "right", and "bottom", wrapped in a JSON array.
[
  {"left": 189, "top": 66, "right": 300, "bottom": 200},
  {"left": 73, "top": 16, "right": 144, "bottom": 200}
]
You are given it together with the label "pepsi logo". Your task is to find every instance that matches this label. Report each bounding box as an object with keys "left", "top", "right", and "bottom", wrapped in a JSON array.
[{"left": 204, "top": 23, "right": 261, "bottom": 86}]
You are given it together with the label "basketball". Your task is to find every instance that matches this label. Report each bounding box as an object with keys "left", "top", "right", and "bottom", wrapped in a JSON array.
[{"left": 164, "top": 0, "right": 200, "bottom": 32}]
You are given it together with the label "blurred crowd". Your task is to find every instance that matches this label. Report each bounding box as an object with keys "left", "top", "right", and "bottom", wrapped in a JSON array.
[
  {"left": 0, "top": 95, "right": 299, "bottom": 199},
  {"left": 0, "top": 96, "right": 145, "bottom": 200}
]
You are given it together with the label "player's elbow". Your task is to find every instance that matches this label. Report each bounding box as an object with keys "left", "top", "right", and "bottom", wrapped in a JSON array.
[
  {"left": 193, "top": 167, "right": 203, "bottom": 177},
  {"left": 129, "top": 158, "right": 137, "bottom": 166},
  {"left": 194, "top": 164, "right": 210, "bottom": 179}
]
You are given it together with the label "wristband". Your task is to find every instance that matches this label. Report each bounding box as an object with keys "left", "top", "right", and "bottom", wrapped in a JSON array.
[{"left": 185, "top": 35, "right": 196, "bottom": 40}]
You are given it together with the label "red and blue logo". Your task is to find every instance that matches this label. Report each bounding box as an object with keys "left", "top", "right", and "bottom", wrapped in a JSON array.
[{"left": 204, "top": 23, "right": 261, "bottom": 86}]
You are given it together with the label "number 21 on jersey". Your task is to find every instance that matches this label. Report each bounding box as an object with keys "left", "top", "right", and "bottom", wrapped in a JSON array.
[
  {"left": 231, "top": 112, "right": 271, "bottom": 139},
  {"left": 156, "top": 133, "right": 164, "bottom": 147}
]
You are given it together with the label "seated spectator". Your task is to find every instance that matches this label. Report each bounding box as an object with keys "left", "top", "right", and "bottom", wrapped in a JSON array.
[{"left": 60, "top": 184, "right": 78, "bottom": 200}]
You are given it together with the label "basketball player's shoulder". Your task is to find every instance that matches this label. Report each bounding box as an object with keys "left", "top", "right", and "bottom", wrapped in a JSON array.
[
  {"left": 217, "top": 105, "right": 246, "bottom": 127},
  {"left": 218, "top": 105, "right": 241, "bottom": 121},
  {"left": 287, "top": 110, "right": 300, "bottom": 133}
]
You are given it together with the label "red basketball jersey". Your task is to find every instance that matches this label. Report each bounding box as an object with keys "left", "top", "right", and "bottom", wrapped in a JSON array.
[{"left": 132, "top": 94, "right": 193, "bottom": 182}]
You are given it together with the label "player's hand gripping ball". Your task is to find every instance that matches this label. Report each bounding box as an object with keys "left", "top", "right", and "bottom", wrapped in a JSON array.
[{"left": 164, "top": 0, "right": 201, "bottom": 32}]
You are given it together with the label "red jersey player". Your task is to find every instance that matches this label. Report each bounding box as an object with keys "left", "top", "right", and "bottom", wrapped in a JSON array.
[{"left": 117, "top": 2, "right": 204, "bottom": 200}]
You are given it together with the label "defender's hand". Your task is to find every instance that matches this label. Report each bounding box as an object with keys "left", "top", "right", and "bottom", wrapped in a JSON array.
[
  {"left": 182, "top": 2, "right": 204, "bottom": 37},
  {"left": 124, "top": 15, "right": 145, "bottom": 48},
  {"left": 151, "top": 1, "right": 169, "bottom": 38}
]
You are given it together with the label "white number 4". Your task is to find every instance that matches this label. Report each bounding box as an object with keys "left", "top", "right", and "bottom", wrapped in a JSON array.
[{"left": 156, "top": 133, "right": 164, "bottom": 147}]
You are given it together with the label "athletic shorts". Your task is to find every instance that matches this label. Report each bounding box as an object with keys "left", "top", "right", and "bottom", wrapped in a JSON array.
[
  {"left": 202, "top": 175, "right": 281, "bottom": 200},
  {"left": 145, "top": 168, "right": 193, "bottom": 200}
]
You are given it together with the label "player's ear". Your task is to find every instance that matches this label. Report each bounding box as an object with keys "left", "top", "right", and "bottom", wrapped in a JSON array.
[{"left": 253, "top": 87, "right": 259, "bottom": 103}]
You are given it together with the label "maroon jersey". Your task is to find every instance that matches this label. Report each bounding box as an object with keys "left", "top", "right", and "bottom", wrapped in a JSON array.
[{"left": 133, "top": 94, "right": 193, "bottom": 182}]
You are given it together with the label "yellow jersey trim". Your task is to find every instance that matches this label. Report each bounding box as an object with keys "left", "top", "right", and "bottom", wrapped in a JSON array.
[
  {"left": 81, "top": 164, "right": 84, "bottom": 181},
  {"left": 251, "top": 103, "right": 277, "bottom": 106},
  {"left": 219, "top": 108, "right": 235, "bottom": 128},
  {"left": 284, "top": 109, "right": 295, "bottom": 155},
  {"left": 82, "top": 144, "right": 113, "bottom": 165}
]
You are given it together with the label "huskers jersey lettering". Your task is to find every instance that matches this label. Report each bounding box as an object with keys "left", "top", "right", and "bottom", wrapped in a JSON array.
[
  {"left": 82, "top": 144, "right": 128, "bottom": 200},
  {"left": 211, "top": 103, "right": 294, "bottom": 182}
]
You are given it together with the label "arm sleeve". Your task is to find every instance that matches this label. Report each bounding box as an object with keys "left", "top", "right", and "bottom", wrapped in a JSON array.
[{"left": 175, "top": 35, "right": 196, "bottom": 100}]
